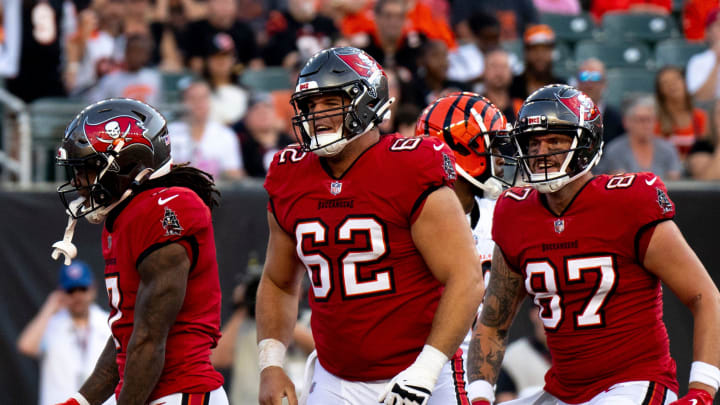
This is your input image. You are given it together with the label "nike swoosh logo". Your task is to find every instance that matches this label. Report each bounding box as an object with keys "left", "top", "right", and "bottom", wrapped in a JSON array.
[
  {"left": 690, "top": 399, "right": 698, "bottom": 405},
  {"left": 645, "top": 176, "right": 658, "bottom": 186},
  {"left": 433, "top": 143, "right": 444, "bottom": 151},
  {"left": 158, "top": 195, "right": 179, "bottom": 205}
]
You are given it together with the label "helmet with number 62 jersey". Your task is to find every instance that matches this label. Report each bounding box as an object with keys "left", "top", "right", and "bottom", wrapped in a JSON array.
[
  {"left": 290, "top": 47, "right": 394, "bottom": 157},
  {"left": 416, "top": 92, "right": 515, "bottom": 198},
  {"left": 512, "top": 84, "right": 603, "bottom": 193}
]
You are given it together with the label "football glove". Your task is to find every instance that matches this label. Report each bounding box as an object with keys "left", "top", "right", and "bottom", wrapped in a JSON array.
[
  {"left": 670, "top": 389, "right": 713, "bottom": 405},
  {"left": 378, "top": 345, "right": 448, "bottom": 405},
  {"left": 55, "top": 393, "right": 90, "bottom": 405},
  {"left": 471, "top": 400, "right": 491, "bottom": 405}
]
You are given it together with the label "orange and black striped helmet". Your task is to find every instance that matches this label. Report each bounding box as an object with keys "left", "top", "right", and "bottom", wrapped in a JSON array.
[{"left": 416, "top": 92, "right": 515, "bottom": 197}]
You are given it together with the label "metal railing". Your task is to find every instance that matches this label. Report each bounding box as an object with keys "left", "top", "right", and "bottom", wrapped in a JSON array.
[{"left": 0, "top": 88, "right": 30, "bottom": 187}]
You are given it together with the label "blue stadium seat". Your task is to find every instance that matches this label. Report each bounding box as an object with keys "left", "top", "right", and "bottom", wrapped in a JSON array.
[
  {"left": 540, "top": 12, "right": 597, "bottom": 43},
  {"left": 239, "top": 67, "right": 293, "bottom": 93},
  {"left": 574, "top": 40, "right": 652, "bottom": 69},
  {"left": 601, "top": 12, "right": 679, "bottom": 43},
  {"left": 552, "top": 41, "right": 575, "bottom": 80},
  {"left": 603, "top": 68, "right": 656, "bottom": 109},
  {"left": 654, "top": 38, "right": 706, "bottom": 69},
  {"left": 161, "top": 71, "right": 194, "bottom": 104}
]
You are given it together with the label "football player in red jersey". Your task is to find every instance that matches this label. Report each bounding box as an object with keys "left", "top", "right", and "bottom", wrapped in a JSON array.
[
  {"left": 466, "top": 84, "right": 720, "bottom": 405},
  {"left": 415, "top": 92, "right": 515, "bottom": 402},
  {"left": 51, "top": 98, "right": 228, "bottom": 405},
  {"left": 257, "top": 47, "right": 484, "bottom": 405}
]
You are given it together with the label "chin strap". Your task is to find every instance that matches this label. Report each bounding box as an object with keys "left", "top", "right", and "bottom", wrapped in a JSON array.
[{"left": 51, "top": 198, "right": 84, "bottom": 265}]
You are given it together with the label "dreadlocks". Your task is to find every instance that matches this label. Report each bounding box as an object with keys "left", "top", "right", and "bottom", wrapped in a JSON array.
[{"left": 138, "top": 163, "right": 221, "bottom": 210}]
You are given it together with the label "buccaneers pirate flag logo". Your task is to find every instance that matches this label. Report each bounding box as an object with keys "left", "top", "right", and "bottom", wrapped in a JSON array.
[{"left": 83, "top": 115, "right": 152, "bottom": 152}]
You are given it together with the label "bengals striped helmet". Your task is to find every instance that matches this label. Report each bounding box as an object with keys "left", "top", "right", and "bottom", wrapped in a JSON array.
[{"left": 416, "top": 92, "right": 515, "bottom": 198}]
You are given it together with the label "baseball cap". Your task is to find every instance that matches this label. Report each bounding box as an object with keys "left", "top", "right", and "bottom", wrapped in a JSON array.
[
  {"left": 524, "top": 24, "right": 556, "bottom": 46},
  {"left": 210, "top": 33, "right": 235, "bottom": 55},
  {"left": 59, "top": 260, "right": 93, "bottom": 291}
]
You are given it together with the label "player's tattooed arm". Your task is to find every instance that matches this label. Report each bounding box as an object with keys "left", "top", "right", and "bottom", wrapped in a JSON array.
[
  {"left": 119, "top": 242, "right": 190, "bottom": 404},
  {"left": 467, "top": 245, "right": 526, "bottom": 384},
  {"left": 78, "top": 336, "right": 119, "bottom": 404}
]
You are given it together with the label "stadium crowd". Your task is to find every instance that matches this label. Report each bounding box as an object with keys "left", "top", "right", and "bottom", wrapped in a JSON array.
[{"left": 4, "top": 0, "right": 720, "bottom": 404}]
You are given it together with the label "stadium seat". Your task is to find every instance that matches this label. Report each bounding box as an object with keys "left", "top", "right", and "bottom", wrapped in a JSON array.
[
  {"left": 540, "top": 12, "right": 597, "bottom": 43},
  {"left": 239, "top": 67, "right": 293, "bottom": 93},
  {"left": 603, "top": 68, "right": 656, "bottom": 109},
  {"left": 161, "top": 71, "right": 194, "bottom": 104},
  {"left": 654, "top": 38, "right": 706, "bottom": 69},
  {"left": 552, "top": 41, "right": 575, "bottom": 80},
  {"left": 601, "top": 12, "right": 679, "bottom": 43},
  {"left": 574, "top": 40, "right": 652, "bottom": 69}
]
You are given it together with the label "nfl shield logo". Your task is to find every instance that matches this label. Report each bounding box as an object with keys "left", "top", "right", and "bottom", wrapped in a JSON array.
[
  {"left": 554, "top": 218, "right": 565, "bottom": 234},
  {"left": 330, "top": 181, "right": 342, "bottom": 195}
]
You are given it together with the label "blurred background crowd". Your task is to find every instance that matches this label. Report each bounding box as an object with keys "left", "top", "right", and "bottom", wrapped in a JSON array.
[{"left": 1, "top": 0, "right": 720, "bottom": 184}]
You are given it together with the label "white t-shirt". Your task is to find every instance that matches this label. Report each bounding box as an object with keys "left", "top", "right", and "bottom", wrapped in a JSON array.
[
  {"left": 86, "top": 67, "right": 162, "bottom": 106},
  {"left": 39, "top": 305, "right": 115, "bottom": 405},
  {"left": 686, "top": 49, "right": 720, "bottom": 98},
  {"left": 167, "top": 120, "right": 243, "bottom": 178},
  {"left": 210, "top": 84, "right": 249, "bottom": 125}
]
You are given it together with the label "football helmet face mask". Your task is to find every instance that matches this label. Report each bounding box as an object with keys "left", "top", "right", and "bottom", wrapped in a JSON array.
[
  {"left": 512, "top": 84, "right": 603, "bottom": 193},
  {"left": 291, "top": 47, "right": 394, "bottom": 157},
  {"left": 416, "top": 92, "right": 515, "bottom": 198},
  {"left": 57, "top": 98, "right": 172, "bottom": 223}
]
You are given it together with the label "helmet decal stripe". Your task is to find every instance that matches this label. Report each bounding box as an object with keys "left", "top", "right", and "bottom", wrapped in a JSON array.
[
  {"left": 462, "top": 96, "right": 480, "bottom": 130},
  {"left": 423, "top": 98, "right": 442, "bottom": 137},
  {"left": 442, "top": 94, "right": 464, "bottom": 149}
]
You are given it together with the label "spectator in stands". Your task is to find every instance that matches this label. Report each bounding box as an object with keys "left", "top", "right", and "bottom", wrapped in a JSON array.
[
  {"left": 495, "top": 307, "right": 551, "bottom": 402},
  {"left": 683, "top": 0, "right": 717, "bottom": 42},
  {"left": 361, "top": 0, "right": 425, "bottom": 76},
  {"left": 393, "top": 103, "right": 421, "bottom": 138},
  {"left": 234, "top": 100, "right": 293, "bottom": 178},
  {"left": 17, "top": 261, "right": 114, "bottom": 405},
  {"left": 149, "top": 0, "right": 205, "bottom": 71},
  {"left": 64, "top": 8, "right": 116, "bottom": 96},
  {"left": 531, "top": 0, "right": 580, "bottom": 15},
  {"left": 405, "top": 39, "right": 467, "bottom": 108},
  {"left": 574, "top": 58, "right": 625, "bottom": 144},
  {"left": 594, "top": 95, "right": 682, "bottom": 180},
  {"left": 591, "top": 0, "right": 671, "bottom": 22},
  {"left": 449, "top": 0, "right": 538, "bottom": 42},
  {"left": 481, "top": 48, "right": 519, "bottom": 124},
  {"left": 261, "top": 0, "right": 338, "bottom": 68},
  {"left": 86, "top": 33, "right": 162, "bottom": 105},
  {"left": 654, "top": 65, "right": 708, "bottom": 159},
  {"left": 447, "top": 12, "right": 500, "bottom": 88},
  {"left": 687, "top": 99, "right": 720, "bottom": 180},
  {"left": 378, "top": 68, "right": 403, "bottom": 134},
  {"left": 168, "top": 79, "right": 246, "bottom": 180},
  {"left": 184, "top": 0, "right": 260, "bottom": 74},
  {"left": 210, "top": 273, "right": 313, "bottom": 405},
  {"left": 204, "top": 33, "right": 249, "bottom": 125},
  {"left": 686, "top": 7, "right": 720, "bottom": 102},
  {"left": 510, "top": 24, "right": 566, "bottom": 101}
]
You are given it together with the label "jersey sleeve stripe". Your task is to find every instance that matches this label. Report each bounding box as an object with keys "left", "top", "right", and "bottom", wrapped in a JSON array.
[
  {"left": 633, "top": 218, "right": 673, "bottom": 264},
  {"left": 135, "top": 235, "right": 199, "bottom": 272},
  {"left": 410, "top": 184, "right": 443, "bottom": 223}
]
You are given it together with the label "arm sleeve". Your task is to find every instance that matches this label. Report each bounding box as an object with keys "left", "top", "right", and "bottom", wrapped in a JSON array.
[{"left": 686, "top": 53, "right": 714, "bottom": 94}]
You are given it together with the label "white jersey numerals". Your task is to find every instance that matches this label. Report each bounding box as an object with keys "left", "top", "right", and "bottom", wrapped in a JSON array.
[
  {"left": 295, "top": 217, "right": 394, "bottom": 301},
  {"left": 524, "top": 255, "right": 617, "bottom": 330},
  {"left": 105, "top": 274, "right": 123, "bottom": 350}
]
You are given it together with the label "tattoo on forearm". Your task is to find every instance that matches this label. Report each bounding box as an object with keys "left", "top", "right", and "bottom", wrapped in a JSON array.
[{"left": 467, "top": 246, "right": 525, "bottom": 383}]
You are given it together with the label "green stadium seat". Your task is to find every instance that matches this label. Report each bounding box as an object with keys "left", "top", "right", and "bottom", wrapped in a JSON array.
[
  {"left": 654, "top": 38, "right": 706, "bottom": 69},
  {"left": 540, "top": 12, "right": 597, "bottom": 43},
  {"left": 574, "top": 40, "right": 652, "bottom": 69},
  {"left": 239, "top": 67, "right": 293, "bottom": 93},
  {"left": 552, "top": 41, "right": 576, "bottom": 80},
  {"left": 161, "top": 71, "right": 194, "bottom": 104},
  {"left": 601, "top": 12, "right": 679, "bottom": 43},
  {"left": 603, "top": 68, "right": 656, "bottom": 109}
]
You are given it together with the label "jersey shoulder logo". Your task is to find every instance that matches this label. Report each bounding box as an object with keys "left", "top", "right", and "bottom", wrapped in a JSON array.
[{"left": 161, "top": 207, "right": 184, "bottom": 236}]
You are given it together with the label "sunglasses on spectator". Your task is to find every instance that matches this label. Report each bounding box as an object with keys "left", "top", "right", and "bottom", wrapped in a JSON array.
[
  {"left": 578, "top": 71, "right": 603, "bottom": 82},
  {"left": 65, "top": 286, "right": 89, "bottom": 294}
]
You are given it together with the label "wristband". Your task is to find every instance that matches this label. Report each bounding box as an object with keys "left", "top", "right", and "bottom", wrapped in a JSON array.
[
  {"left": 258, "top": 338, "right": 287, "bottom": 372},
  {"left": 690, "top": 361, "right": 720, "bottom": 391},
  {"left": 415, "top": 345, "right": 449, "bottom": 375},
  {"left": 70, "top": 393, "right": 91, "bottom": 405},
  {"left": 467, "top": 379, "right": 495, "bottom": 403}
]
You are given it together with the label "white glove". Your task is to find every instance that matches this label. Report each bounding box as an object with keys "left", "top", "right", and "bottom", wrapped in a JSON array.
[{"left": 378, "top": 345, "right": 448, "bottom": 405}]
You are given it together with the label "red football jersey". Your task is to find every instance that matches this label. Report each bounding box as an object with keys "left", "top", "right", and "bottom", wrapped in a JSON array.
[
  {"left": 492, "top": 173, "right": 678, "bottom": 403},
  {"left": 101, "top": 186, "right": 223, "bottom": 401},
  {"left": 264, "top": 134, "right": 457, "bottom": 381}
]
